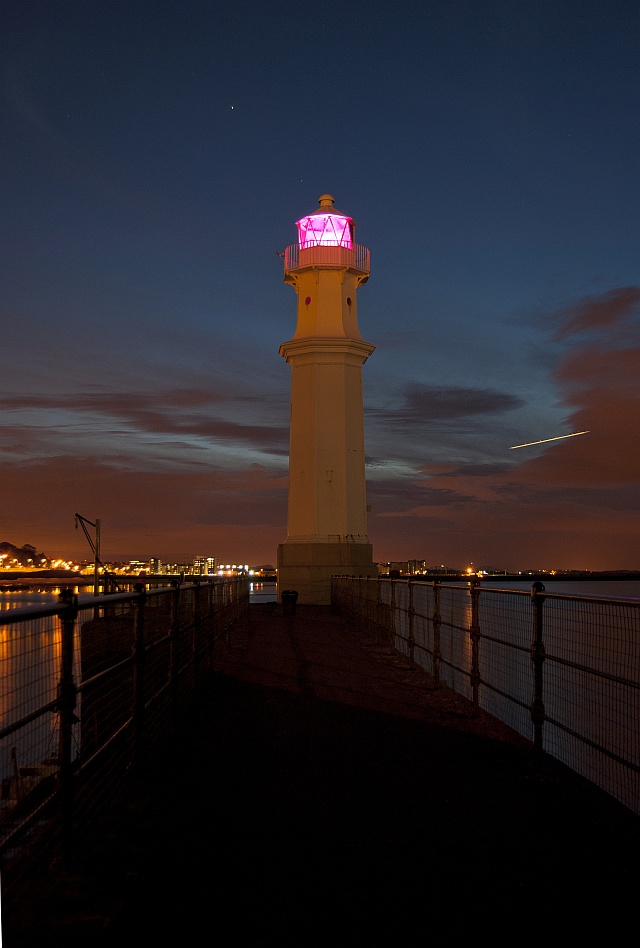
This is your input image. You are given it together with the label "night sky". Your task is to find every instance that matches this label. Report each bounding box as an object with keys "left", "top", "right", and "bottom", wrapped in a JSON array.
[{"left": 1, "top": 0, "right": 638, "bottom": 569}]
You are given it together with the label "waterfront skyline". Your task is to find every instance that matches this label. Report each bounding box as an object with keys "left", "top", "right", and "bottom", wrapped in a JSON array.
[{"left": 1, "top": 1, "right": 639, "bottom": 569}]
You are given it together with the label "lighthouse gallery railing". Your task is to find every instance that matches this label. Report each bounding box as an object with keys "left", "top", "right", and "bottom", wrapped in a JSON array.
[{"left": 284, "top": 241, "right": 370, "bottom": 274}]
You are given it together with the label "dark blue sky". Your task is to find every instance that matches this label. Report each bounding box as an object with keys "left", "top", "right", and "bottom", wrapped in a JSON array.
[{"left": 1, "top": 0, "right": 639, "bottom": 568}]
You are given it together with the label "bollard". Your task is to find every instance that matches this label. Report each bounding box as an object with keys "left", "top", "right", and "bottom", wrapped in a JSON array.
[{"left": 281, "top": 590, "right": 298, "bottom": 615}]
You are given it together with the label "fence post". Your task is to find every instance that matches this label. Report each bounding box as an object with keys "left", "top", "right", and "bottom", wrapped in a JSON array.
[
  {"left": 205, "top": 579, "right": 215, "bottom": 672},
  {"left": 530, "top": 582, "right": 546, "bottom": 754},
  {"left": 224, "top": 581, "right": 233, "bottom": 650},
  {"left": 192, "top": 578, "right": 202, "bottom": 675},
  {"left": 56, "top": 588, "right": 78, "bottom": 864},
  {"left": 408, "top": 581, "right": 416, "bottom": 668},
  {"left": 133, "top": 584, "right": 146, "bottom": 767},
  {"left": 432, "top": 580, "right": 441, "bottom": 687},
  {"left": 390, "top": 578, "right": 397, "bottom": 650},
  {"left": 469, "top": 579, "right": 481, "bottom": 706},
  {"left": 365, "top": 576, "right": 372, "bottom": 636},
  {"left": 169, "top": 580, "right": 181, "bottom": 713}
]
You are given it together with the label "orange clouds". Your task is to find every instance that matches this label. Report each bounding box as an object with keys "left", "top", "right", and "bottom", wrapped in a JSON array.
[
  {"left": 368, "top": 286, "right": 640, "bottom": 569},
  {"left": 552, "top": 287, "right": 640, "bottom": 341},
  {"left": 2, "top": 285, "right": 637, "bottom": 570},
  {"left": 0, "top": 457, "right": 287, "bottom": 562}
]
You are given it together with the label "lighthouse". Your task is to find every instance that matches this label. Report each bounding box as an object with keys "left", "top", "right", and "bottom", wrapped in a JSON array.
[{"left": 277, "top": 194, "right": 376, "bottom": 604}]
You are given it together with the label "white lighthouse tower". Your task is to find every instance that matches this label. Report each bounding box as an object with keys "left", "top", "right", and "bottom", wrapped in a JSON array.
[{"left": 277, "top": 194, "right": 376, "bottom": 604}]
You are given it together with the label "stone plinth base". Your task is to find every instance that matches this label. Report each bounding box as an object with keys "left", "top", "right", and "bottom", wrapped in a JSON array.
[{"left": 277, "top": 541, "right": 376, "bottom": 605}]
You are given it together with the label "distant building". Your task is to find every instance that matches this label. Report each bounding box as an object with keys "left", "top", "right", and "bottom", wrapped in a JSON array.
[{"left": 192, "top": 556, "right": 218, "bottom": 575}]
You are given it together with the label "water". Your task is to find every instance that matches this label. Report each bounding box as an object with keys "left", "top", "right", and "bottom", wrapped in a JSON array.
[
  {"left": 0, "top": 586, "right": 84, "bottom": 612},
  {"left": 0, "top": 603, "right": 69, "bottom": 793},
  {"left": 2, "top": 578, "right": 637, "bottom": 610},
  {"left": 249, "top": 581, "right": 277, "bottom": 603},
  {"left": 0, "top": 580, "right": 279, "bottom": 610},
  {"left": 479, "top": 579, "right": 640, "bottom": 600}
]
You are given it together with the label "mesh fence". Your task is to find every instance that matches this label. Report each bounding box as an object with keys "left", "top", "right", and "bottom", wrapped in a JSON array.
[
  {"left": 332, "top": 577, "right": 640, "bottom": 814},
  {"left": 539, "top": 594, "right": 640, "bottom": 813},
  {"left": 0, "top": 578, "right": 249, "bottom": 907}
]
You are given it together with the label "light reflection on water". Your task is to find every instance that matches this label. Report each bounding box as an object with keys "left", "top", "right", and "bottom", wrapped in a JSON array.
[
  {"left": 249, "top": 581, "right": 277, "bottom": 603},
  {"left": 0, "top": 586, "right": 82, "bottom": 611},
  {"left": 0, "top": 581, "right": 277, "bottom": 782},
  {"left": 1, "top": 582, "right": 279, "bottom": 609},
  {"left": 0, "top": 610, "right": 68, "bottom": 784}
]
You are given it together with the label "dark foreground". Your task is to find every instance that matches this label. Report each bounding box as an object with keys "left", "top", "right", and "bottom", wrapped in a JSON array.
[{"left": 5, "top": 605, "right": 639, "bottom": 943}]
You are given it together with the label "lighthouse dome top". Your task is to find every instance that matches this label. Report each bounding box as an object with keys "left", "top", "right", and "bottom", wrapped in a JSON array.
[
  {"left": 313, "top": 194, "right": 346, "bottom": 215},
  {"left": 296, "top": 194, "right": 354, "bottom": 249}
]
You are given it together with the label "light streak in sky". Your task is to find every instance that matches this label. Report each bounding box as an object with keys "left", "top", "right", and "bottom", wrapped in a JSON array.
[{"left": 510, "top": 431, "right": 590, "bottom": 450}]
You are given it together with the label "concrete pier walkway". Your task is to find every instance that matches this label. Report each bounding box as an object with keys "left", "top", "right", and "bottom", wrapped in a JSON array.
[{"left": 6, "top": 604, "right": 639, "bottom": 943}]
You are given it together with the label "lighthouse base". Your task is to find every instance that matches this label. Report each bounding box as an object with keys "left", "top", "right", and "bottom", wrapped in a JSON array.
[{"left": 277, "top": 541, "right": 376, "bottom": 606}]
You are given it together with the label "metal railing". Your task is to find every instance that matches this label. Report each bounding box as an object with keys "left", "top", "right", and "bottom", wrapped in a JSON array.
[
  {"left": 284, "top": 242, "right": 370, "bottom": 274},
  {"left": 0, "top": 577, "right": 249, "bottom": 902},
  {"left": 332, "top": 576, "right": 640, "bottom": 815}
]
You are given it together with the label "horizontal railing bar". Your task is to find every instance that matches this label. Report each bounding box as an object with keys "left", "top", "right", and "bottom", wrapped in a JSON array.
[
  {"left": 476, "top": 680, "right": 531, "bottom": 713},
  {"left": 0, "top": 603, "right": 67, "bottom": 625},
  {"left": 0, "top": 700, "right": 59, "bottom": 743},
  {"left": 73, "top": 719, "right": 133, "bottom": 778},
  {"left": 544, "top": 653, "right": 640, "bottom": 690},
  {"left": 0, "top": 579, "right": 228, "bottom": 624},
  {"left": 471, "top": 632, "right": 531, "bottom": 655},
  {"left": 338, "top": 575, "right": 640, "bottom": 606},
  {"left": 543, "top": 717, "right": 640, "bottom": 773},
  {"left": 77, "top": 657, "right": 134, "bottom": 693},
  {"left": 0, "top": 789, "right": 58, "bottom": 855}
]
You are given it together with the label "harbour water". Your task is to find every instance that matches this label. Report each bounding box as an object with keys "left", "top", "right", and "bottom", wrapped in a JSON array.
[
  {"left": 0, "top": 580, "right": 279, "bottom": 611},
  {"left": 248, "top": 581, "right": 278, "bottom": 603},
  {"left": 1, "top": 578, "right": 638, "bottom": 611},
  {"left": 479, "top": 579, "right": 640, "bottom": 599}
]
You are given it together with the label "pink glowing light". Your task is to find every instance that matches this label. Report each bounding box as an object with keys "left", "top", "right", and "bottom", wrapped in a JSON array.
[{"left": 296, "top": 212, "right": 354, "bottom": 249}]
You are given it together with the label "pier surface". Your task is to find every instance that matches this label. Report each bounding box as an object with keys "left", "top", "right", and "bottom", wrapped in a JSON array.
[{"left": 6, "top": 604, "right": 639, "bottom": 942}]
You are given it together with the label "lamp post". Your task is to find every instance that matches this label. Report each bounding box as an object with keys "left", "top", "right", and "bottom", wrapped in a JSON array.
[{"left": 75, "top": 514, "right": 101, "bottom": 596}]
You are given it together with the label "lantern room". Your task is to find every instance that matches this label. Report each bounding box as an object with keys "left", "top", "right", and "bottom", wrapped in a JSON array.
[
  {"left": 296, "top": 193, "right": 354, "bottom": 249},
  {"left": 283, "top": 194, "right": 370, "bottom": 281}
]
